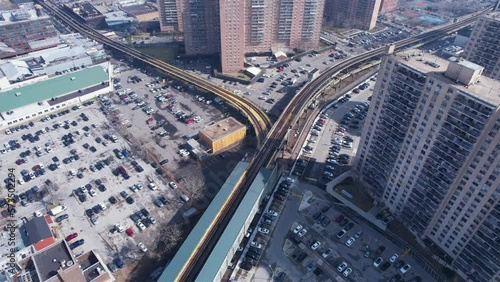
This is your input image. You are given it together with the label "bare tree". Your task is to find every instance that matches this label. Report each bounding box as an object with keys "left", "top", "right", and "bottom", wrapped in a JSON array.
[
  {"left": 155, "top": 223, "right": 183, "bottom": 257},
  {"left": 181, "top": 176, "right": 206, "bottom": 204}
]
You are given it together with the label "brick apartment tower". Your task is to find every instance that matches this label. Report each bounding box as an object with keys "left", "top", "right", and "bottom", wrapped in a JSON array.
[
  {"left": 324, "top": 0, "right": 382, "bottom": 30},
  {"left": 463, "top": 11, "right": 500, "bottom": 80},
  {"left": 158, "top": 0, "right": 324, "bottom": 73},
  {"left": 354, "top": 47, "right": 500, "bottom": 282},
  {"left": 379, "top": 0, "right": 398, "bottom": 14}
]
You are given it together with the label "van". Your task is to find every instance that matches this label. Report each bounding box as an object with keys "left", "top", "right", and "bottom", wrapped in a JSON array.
[{"left": 180, "top": 194, "right": 190, "bottom": 203}]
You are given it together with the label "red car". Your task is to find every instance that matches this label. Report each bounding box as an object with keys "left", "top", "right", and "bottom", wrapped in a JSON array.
[
  {"left": 146, "top": 117, "right": 154, "bottom": 124},
  {"left": 335, "top": 214, "right": 345, "bottom": 223},
  {"left": 15, "top": 159, "right": 25, "bottom": 165},
  {"left": 66, "top": 233, "right": 78, "bottom": 241},
  {"left": 185, "top": 119, "right": 194, "bottom": 125},
  {"left": 126, "top": 228, "right": 135, "bottom": 237}
]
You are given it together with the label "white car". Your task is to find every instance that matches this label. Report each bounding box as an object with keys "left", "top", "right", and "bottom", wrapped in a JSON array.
[
  {"left": 169, "top": 182, "right": 178, "bottom": 189},
  {"left": 345, "top": 237, "right": 355, "bottom": 247},
  {"left": 148, "top": 183, "right": 157, "bottom": 190},
  {"left": 399, "top": 264, "right": 411, "bottom": 274},
  {"left": 311, "top": 241, "right": 321, "bottom": 250},
  {"left": 148, "top": 216, "right": 157, "bottom": 224},
  {"left": 267, "top": 210, "right": 278, "bottom": 217},
  {"left": 337, "top": 262, "right": 348, "bottom": 272},
  {"left": 258, "top": 228, "right": 269, "bottom": 234},
  {"left": 250, "top": 241, "right": 262, "bottom": 249},
  {"left": 389, "top": 254, "right": 399, "bottom": 263},
  {"left": 322, "top": 248, "right": 332, "bottom": 258},
  {"left": 89, "top": 189, "right": 97, "bottom": 197},
  {"left": 373, "top": 257, "right": 383, "bottom": 267},
  {"left": 138, "top": 242, "right": 148, "bottom": 252},
  {"left": 297, "top": 228, "right": 307, "bottom": 237},
  {"left": 293, "top": 224, "right": 303, "bottom": 234},
  {"left": 114, "top": 224, "right": 125, "bottom": 233},
  {"left": 342, "top": 268, "right": 352, "bottom": 277},
  {"left": 136, "top": 222, "right": 146, "bottom": 230}
]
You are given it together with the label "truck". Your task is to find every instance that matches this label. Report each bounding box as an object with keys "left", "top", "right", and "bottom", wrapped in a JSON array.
[
  {"left": 49, "top": 204, "right": 67, "bottom": 216},
  {"left": 182, "top": 207, "right": 199, "bottom": 219}
]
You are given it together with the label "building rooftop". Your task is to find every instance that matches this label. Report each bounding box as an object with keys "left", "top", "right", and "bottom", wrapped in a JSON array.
[
  {"left": 394, "top": 50, "right": 500, "bottom": 105},
  {"left": 23, "top": 216, "right": 52, "bottom": 247},
  {"left": 68, "top": 2, "right": 103, "bottom": 19},
  {"left": 121, "top": 4, "right": 157, "bottom": 16},
  {"left": 158, "top": 161, "right": 250, "bottom": 282},
  {"left": 0, "top": 65, "right": 108, "bottom": 112},
  {"left": 0, "top": 8, "right": 49, "bottom": 26},
  {"left": 200, "top": 117, "right": 246, "bottom": 142},
  {"left": 32, "top": 241, "right": 76, "bottom": 282},
  {"left": 484, "top": 11, "right": 500, "bottom": 20},
  {"left": 195, "top": 167, "right": 272, "bottom": 282}
]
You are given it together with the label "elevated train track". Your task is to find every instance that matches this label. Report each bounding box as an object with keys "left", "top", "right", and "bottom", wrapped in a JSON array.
[
  {"left": 36, "top": 1, "right": 489, "bottom": 280},
  {"left": 37, "top": 0, "right": 271, "bottom": 146}
]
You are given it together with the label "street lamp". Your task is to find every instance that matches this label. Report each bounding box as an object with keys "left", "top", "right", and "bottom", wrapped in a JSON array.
[{"left": 268, "top": 264, "right": 275, "bottom": 281}]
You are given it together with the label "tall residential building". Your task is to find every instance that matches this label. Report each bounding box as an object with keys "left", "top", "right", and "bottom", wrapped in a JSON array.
[
  {"left": 324, "top": 0, "right": 381, "bottom": 30},
  {"left": 463, "top": 12, "right": 500, "bottom": 80},
  {"left": 158, "top": 0, "right": 182, "bottom": 32},
  {"left": 158, "top": 0, "right": 324, "bottom": 73},
  {"left": 355, "top": 47, "right": 500, "bottom": 282},
  {"left": 379, "top": 0, "right": 398, "bottom": 14}
]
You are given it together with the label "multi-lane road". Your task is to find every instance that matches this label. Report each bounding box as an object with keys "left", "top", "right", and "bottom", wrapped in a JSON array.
[{"left": 36, "top": 1, "right": 490, "bottom": 280}]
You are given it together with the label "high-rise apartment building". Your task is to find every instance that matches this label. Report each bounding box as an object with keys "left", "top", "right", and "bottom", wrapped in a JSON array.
[
  {"left": 158, "top": 0, "right": 182, "bottom": 32},
  {"left": 379, "top": 0, "right": 398, "bottom": 14},
  {"left": 355, "top": 47, "right": 500, "bottom": 282},
  {"left": 158, "top": 0, "right": 324, "bottom": 73},
  {"left": 225, "top": 0, "right": 324, "bottom": 72},
  {"left": 324, "top": 0, "right": 381, "bottom": 30},
  {"left": 463, "top": 12, "right": 500, "bottom": 80}
]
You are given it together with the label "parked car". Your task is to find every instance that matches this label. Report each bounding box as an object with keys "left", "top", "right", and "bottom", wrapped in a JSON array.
[
  {"left": 311, "top": 241, "right": 321, "bottom": 250},
  {"left": 373, "top": 257, "right": 384, "bottom": 267},
  {"left": 390, "top": 254, "right": 399, "bottom": 263},
  {"left": 337, "top": 262, "right": 348, "bottom": 272},
  {"left": 345, "top": 237, "right": 355, "bottom": 247}
]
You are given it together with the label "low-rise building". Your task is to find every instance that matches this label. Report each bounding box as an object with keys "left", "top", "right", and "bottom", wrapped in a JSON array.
[
  {"left": 0, "top": 64, "right": 112, "bottom": 130},
  {"left": 22, "top": 216, "right": 56, "bottom": 252},
  {"left": 199, "top": 117, "right": 246, "bottom": 153},
  {"left": 5, "top": 240, "right": 114, "bottom": 282},
  {"left": 120, "top": 4, "right": 159, "bottom": 22},
  {"left": 64, "top": 2, "right": 107, "bottom": 29},
  {"left": 0, "top": 7, "right": 58, "bottom": 59}
]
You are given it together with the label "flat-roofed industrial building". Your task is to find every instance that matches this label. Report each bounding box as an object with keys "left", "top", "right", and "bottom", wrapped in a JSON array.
[{"left": 199, "top": 117, "right": 246, "bottom": 153}]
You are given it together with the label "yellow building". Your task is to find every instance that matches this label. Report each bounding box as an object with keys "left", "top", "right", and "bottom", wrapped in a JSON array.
[{"left": 199, "top": 117, "right": 246, "bottom": 153}]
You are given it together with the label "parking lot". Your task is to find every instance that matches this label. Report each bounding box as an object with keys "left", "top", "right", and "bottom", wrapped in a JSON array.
[
  {"left": 231, "top": 176, "right": 430, "bottom": 282},
  {"left": 1, "top": 104, "right": 174, "bottom": 268},
  {"left": 0, "top": 61, "right": 254, "bottom": 279},
  {"left": 291, "top": 76, "right": 375, "bottom": 183}
]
